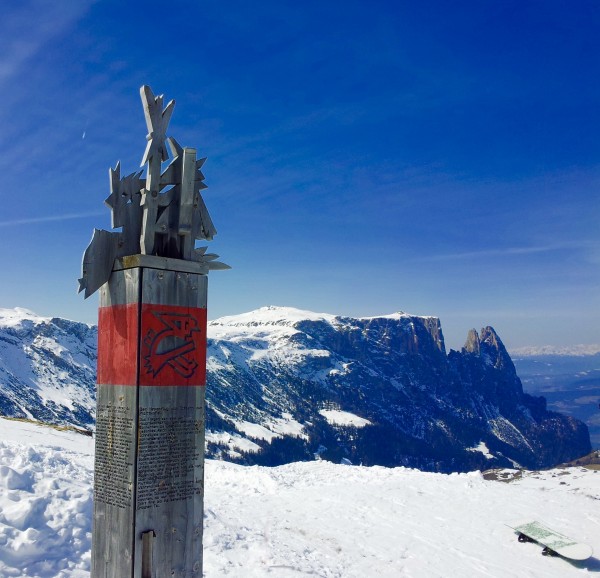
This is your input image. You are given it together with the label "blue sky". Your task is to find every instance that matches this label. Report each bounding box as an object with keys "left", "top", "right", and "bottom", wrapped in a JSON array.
[{"left": 0, "top": 0, "right": 598, "bottom": 350}]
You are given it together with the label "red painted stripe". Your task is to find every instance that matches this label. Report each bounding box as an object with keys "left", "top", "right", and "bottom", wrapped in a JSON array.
[
  {"left": 97, "top": 303, "right": 207, "bottom": 386},
  {"left": 97, "top": 303, "right": 139, "bottom": 385}
]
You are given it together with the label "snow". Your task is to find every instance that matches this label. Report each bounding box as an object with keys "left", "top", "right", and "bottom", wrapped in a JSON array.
[
  {"left": 0, "top": 419, "right": 93, "bottom": 578},
  {"left": 208, "top": 306, "right": 337, "bottom": 342},
  {"left": 223, "top": 414, "right": 308, "bottom": 444},
  {"left": 266, "top": 413, "right": 308, "bottom": 439},
  {"left": 0, "top": 310, "right": 96, "bottom": 429},
  {"left": 467, "top": 441, "right": 494, "bottom": 459},
  {"left": 229, "top": 414, "right": 308, "bottom": 443},
  {"left": 208, "top": 409, "right": 307, "bottom": 449},
  {"left": 207, "top": 305, "right": 438, "bottom": 345},
  {"left": 0, "top": 308, "right": 49, "bottom": 329},
  {"left": 1, "top": 417, "right": 599, "bottom": 577},
  {"left": 207, "top": 307, "right": 337, "bottom": 381},
  {"left": 232, "top": 421, "right": 281, "bottom": 443},
  {"left": 318, "top": 409, "right": 372, "bottom": 428},
  {"left": 358, "top": 311, "right": 438, "bottom": 321},
  {"left": 205, "top": 431, "right": 262, "bottom": 458},
  {"left": 490, "top": 416, "right": 533, "bottom": 456}
]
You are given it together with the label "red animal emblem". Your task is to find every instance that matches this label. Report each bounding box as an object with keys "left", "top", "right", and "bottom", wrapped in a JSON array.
[{"left": 143, "top": 311, "right": 201, "bottom": 378}]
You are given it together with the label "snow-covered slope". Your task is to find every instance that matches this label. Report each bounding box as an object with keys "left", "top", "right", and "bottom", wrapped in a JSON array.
[
  {"left": 0, "top": 418, "right": 94, "bottom": 577},
  {"left": 0, "top": 418, "right": 598, "bottom": 578},
  {"left": 0, "top": 309, "right": 96, "bottom": 429}
]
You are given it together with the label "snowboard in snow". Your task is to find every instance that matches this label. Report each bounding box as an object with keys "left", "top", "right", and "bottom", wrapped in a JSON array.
[{"left": 509, "top": 520, "right": 593, "bottom": 561}]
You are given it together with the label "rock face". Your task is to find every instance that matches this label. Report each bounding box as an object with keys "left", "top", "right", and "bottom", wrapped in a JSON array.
[
  {"left": 0, "top": 309, "right": 96, "bottom": 429},
  {"left": 0, "top": 306, "right": 591, "bottom": 472},
  {"left": 204, "top": 307, "right": 590, "bottom": 470},
  {"left": 447, "top": 327, "right": 591, "bottom": 468}
]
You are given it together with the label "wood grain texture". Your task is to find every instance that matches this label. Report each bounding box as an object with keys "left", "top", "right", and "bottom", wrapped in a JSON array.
[
  {"left": 92, "top": 266, "right": 207, "bottom": 578},
  {"left": 92, "top": 269, "right": 139, "bottom": 578}
]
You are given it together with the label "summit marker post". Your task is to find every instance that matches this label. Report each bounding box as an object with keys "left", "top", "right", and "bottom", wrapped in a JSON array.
[{"left": 80, "top": 86, "right": 229, "bottom": 578}]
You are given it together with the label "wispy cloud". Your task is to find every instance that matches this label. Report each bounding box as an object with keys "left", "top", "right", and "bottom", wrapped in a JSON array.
[
  {"left": 0, "top": 2, "right": 95, "bottom": 86},
  {"left": 417, "top": 243, "right": 585, "bottom": 262},
  {"left": 0, "top": 211, "right": 105, "bottom": 228}
]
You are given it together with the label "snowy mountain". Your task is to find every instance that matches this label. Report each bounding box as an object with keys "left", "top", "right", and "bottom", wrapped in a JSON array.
[
  {"left": 0, "top": 306, "right": 591, "bottom": 471},
  {"left": 0, "top": 418, "right": 598, "bottom": 578},
  {"left": 510, "top": 344, "right": 600, "bottom": 356},
  {"left": 204, "top": 306, "right": 590, "bottom": 470},
  {"left": 0, "top": 308, "right": 96, "bottom": 429}
]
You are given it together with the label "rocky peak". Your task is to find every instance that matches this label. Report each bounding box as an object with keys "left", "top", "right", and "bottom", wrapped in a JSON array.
[
  {"left": 463, "top": 328, "right": 481, "bottom": 355},
  {"left": 454, "top": 325, "right": 524, "bottom": 415},
  {"left": 462, "top": 326, "right": 516, "bottom": 375},
  {"left": 479, "top": 326, "right": 515, "bottom": 374}
]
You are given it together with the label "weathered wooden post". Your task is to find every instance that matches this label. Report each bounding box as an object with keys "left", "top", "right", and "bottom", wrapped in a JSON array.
[{"left": 79, "top": 86, "right": 228, "bottom": 578}]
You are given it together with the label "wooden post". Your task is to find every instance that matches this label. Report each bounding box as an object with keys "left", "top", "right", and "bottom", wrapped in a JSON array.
[
  {"left": 92, "top": 257, "right": 207, "bottom": 577},
  {"left": 80, "top": 86, "right": 228, "bottom": 577}
]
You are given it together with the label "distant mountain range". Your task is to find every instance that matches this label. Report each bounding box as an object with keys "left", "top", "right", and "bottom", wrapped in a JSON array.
[
  {"left": 0, "top": 306, "right": 592, "bottom": 472},
  {"left": 510, "top": 344, "right": 600, "bottom": 357}
]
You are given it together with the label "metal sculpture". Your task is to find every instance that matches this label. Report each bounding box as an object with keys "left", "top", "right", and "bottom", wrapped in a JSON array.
[{"left": 79, "top": 85, "right": 228, "bottom": 298}]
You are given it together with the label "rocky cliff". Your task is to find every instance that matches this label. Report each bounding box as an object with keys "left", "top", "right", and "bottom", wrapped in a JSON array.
[
  {"left": 0, "top": 306, "right": 590, "bottom": 472},
  {"left": 204, "top": 307, "right": 590, "bottom": 470}
]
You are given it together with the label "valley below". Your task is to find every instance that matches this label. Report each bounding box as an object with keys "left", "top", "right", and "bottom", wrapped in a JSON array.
[{"left": 512, "top": 353, "right": 600, "bottom": 448}]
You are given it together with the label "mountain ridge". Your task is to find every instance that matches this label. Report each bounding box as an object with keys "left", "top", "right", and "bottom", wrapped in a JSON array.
[
  {"left": 510, "top": 344, "right": 600, "bottom": 357},
  {"left": 0, "top": 305, "right": 591, "bottom": 472},
  {"left": 203, "top": 306, "right": 590, "bottom": 470}
]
